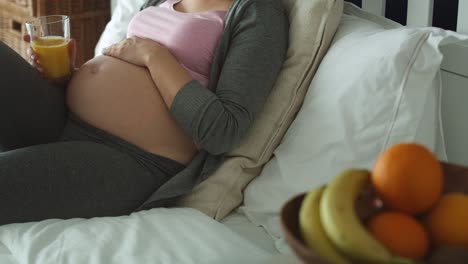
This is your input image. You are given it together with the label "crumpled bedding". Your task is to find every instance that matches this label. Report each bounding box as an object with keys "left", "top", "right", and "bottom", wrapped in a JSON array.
[{"left": 0, "top": 208, "right": 270, "bottom": 264}]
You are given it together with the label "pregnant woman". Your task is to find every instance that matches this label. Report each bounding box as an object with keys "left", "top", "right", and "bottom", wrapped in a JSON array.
[{"left": 0, "top": 0, "right": 288, "bottom": 225}]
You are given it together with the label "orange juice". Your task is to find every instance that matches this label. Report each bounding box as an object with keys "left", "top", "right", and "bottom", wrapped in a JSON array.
[{"left": 31, "top": 36, "right": 70, "bottom": 79}]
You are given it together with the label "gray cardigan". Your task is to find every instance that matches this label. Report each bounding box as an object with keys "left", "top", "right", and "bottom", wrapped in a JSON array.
[{"left": 137, "top": 0, "right": 289, "bottom": 210}]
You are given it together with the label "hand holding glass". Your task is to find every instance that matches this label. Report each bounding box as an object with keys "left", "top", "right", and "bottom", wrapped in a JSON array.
[{"left": 25, "top": 15, "right": 71, "bottom": 80}]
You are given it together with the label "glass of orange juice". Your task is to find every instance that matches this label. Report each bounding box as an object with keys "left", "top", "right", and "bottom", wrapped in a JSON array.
[{"left": 25, "top": 15, "right": 71, "bottom": 80}]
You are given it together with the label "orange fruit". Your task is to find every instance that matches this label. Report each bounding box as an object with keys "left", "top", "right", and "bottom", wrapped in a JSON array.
[
  {"left": 371, "top": 143, "right": 443, "bottom": 214},
  {"left": 426, "top": 193, "right": 468, "bottom": 248},
  {"left": 367, "top": 211, "right": 430, "bottom": 259}
]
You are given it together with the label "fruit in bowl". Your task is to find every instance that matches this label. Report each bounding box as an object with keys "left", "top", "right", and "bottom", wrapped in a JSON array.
[
  {"left": 366, "top": 211, "right": 429, "bottom": 260},
  {"left": 425, "top": 193, "right": 468, "bottom": 248},
  {"left": 280, "top": 143, "right": 468, "bottom": 264},
  {"left": 372, "top": 143, "right": 443, "bottom": 215}
]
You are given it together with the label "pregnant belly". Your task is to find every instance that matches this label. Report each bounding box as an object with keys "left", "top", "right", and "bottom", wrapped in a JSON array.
[{"left": 66, "top": 55, "right": 197, "bottom": 165}]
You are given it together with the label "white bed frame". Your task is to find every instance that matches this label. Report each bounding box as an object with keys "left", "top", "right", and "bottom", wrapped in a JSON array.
[{"left": 360, "top": 0, "right": 468, "bottom": 166}]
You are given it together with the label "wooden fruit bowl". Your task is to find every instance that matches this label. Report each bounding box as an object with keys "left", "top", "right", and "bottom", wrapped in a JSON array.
[{"left": 280, "top": 162, "right": 468, "bottom": 264}]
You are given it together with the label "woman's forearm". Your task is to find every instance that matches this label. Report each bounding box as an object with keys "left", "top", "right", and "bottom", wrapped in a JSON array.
[
  {"left": 144, "top": 51, "right": 193, "bottom": 108},
  {"left": 100, "top": 36, "right": 193, "bottom": 108}
]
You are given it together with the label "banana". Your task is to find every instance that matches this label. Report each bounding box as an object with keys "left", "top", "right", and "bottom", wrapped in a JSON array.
[
  {"left": 319, "top": 169, "right": 416, "bottom": 264},
  {"left": 299, "top": 186, "right": 351, "bottom": 264}
]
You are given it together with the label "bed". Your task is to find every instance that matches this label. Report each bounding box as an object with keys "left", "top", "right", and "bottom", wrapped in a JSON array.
[{"left": 0, "top": 0, "right": 467, "bottom": 263}]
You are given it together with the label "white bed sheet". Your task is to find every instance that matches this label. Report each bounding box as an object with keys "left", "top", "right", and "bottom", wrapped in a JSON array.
[
  {"left": 0, "top": 243, "right": 16, "bottom": 264},
  {"left": 0, "top": 208, "right": 275, "bottom": 264},
  {"left": 221, "top": 209, "right": 278, "bottom": 255}
]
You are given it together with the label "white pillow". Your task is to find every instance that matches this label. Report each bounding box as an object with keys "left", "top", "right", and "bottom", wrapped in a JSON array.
[
  {"left": 240, "top": 4, "right": 467, "bottom": 250},
  {"left": 94, "top": 0, "right": 147, "bottom": 56}
]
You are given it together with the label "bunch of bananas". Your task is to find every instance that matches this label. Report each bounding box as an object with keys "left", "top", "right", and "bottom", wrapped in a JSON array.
[{"left": 299, "top": 169, "right": 415, "bottom": 264}]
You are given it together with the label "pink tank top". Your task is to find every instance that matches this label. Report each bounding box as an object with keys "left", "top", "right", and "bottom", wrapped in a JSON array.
[{"left": 127, "top": 0, "right": 227, "bottom": 88}]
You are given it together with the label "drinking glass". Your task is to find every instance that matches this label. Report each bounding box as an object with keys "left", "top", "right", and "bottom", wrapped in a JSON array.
[{"left": 25, "top": 15, "right": 71, "bottom": 80}]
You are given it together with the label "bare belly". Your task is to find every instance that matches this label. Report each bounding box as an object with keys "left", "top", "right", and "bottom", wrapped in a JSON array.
[{"left": 66, "top": 55, "right": 197, "bottom": 165}]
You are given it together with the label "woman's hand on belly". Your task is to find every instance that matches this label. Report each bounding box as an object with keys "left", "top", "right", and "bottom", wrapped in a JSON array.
[
  {"left": 102, "top": 36, "right": 166, "bottom": 67},
  {"left": 102, "top": 37, "right": 193, "bottom": 108}
]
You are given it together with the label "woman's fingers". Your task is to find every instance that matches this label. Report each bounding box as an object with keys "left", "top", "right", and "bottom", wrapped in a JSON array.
[
  {"left": 23, "top": 34, "right": 31, "bottom": 43},
  {"left": 26, "top": 46, "right": 43, "bottom": 72},
  {"left": 24, "top": 34, "right": 45, "bottom": 75},
  {"left": 27, "top": 47, "right": 37, "bottom": 63},
  {"left": 27, "top": 46, "right": 32, "bottom": 57},
  {"left": 30, "top": 56, "right": 43, "bottom": 72},
  {"left": 30, "top": 55, "right": 43, "bottom": 71},
  {"left": 102, "top": 45, "right": 113, "bottom": 56},
  {"left": 32, "top": 62, "right": 44, "bottom": 73}
]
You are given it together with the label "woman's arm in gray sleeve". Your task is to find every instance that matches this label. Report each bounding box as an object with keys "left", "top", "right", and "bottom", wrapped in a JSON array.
[{"left": 169, "top": 1, "right": 289, "bottom": 155}]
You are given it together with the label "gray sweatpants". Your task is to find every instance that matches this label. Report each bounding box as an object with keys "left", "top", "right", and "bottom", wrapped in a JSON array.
[{"left": 0, "top": 41, "right": 184, "bottom": 225}]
